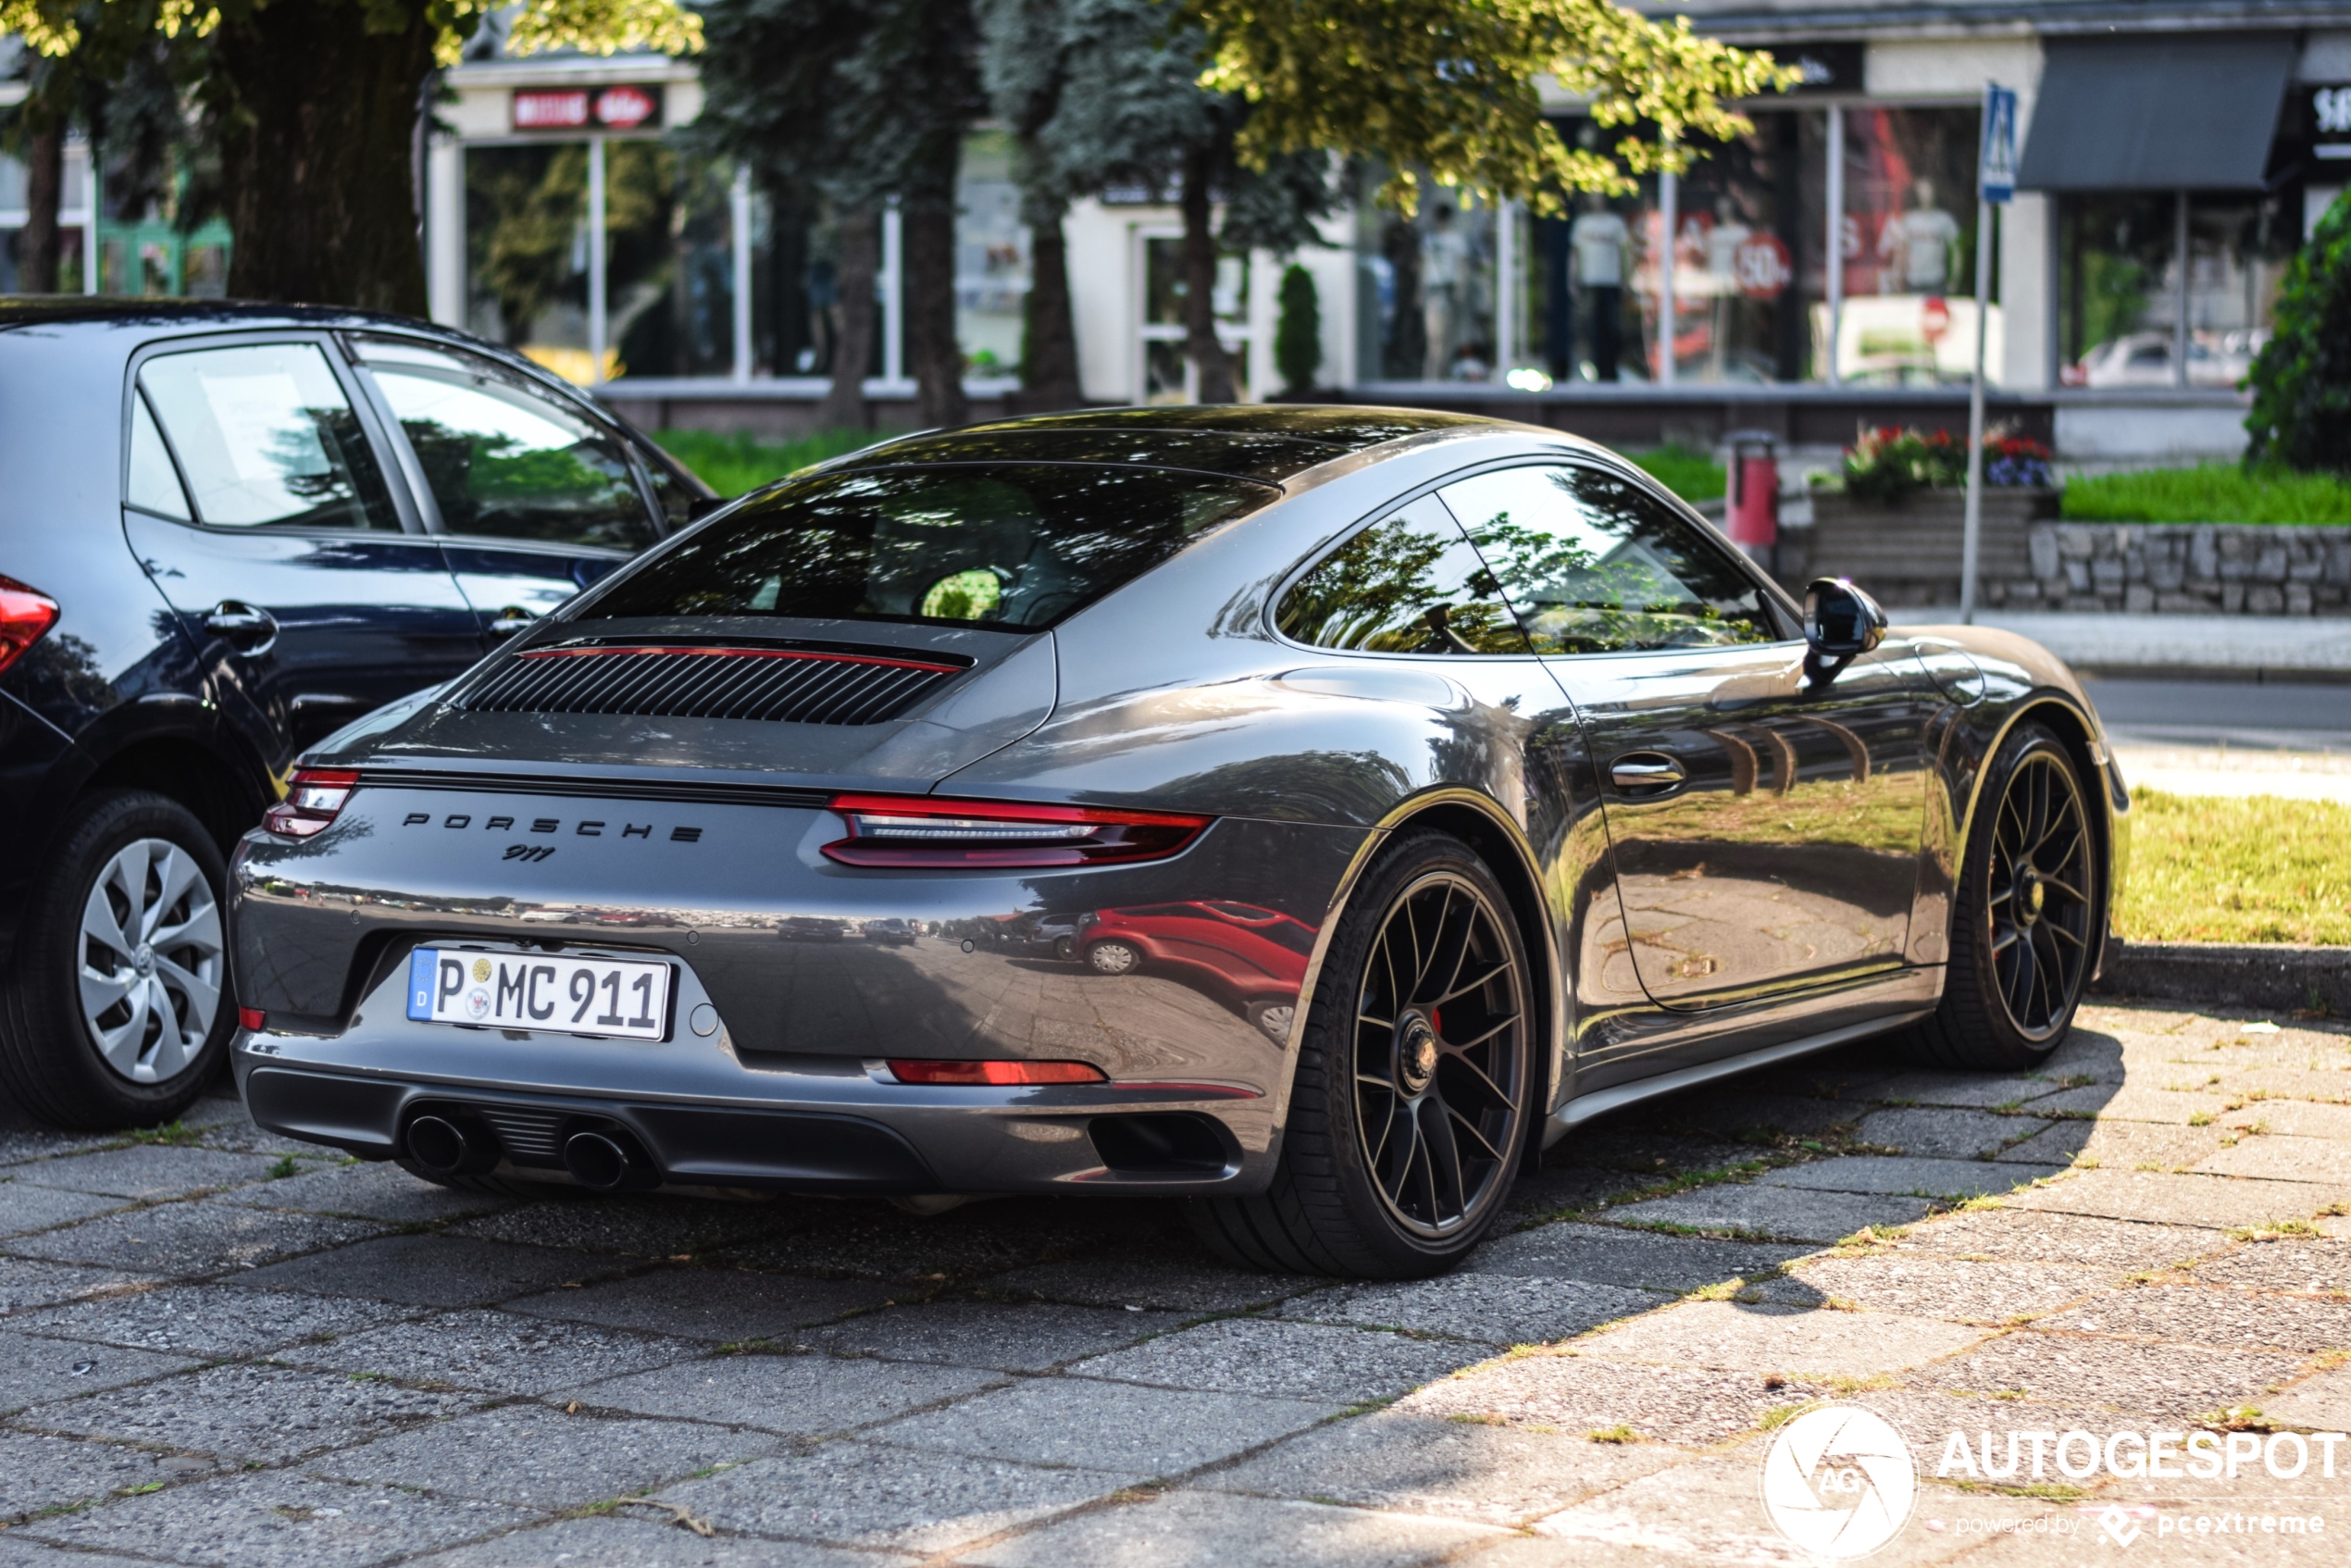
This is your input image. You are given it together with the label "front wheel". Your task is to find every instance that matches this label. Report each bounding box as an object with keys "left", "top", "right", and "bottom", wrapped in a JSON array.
[
  {"left": 0, "top": 790, "right": 234, "bottom": 1128},
  {"left": 1190, "top": 832, "right": 1534, "bottom": 1278},
  {"left": 1909, "top": 722, "right": 2100, "bottom": 1070}
]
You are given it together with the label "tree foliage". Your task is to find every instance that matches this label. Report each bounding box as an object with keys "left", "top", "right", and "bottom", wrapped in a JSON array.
[
  {"left": 0, "top": 0, "right": 698, "bottom": 66},
  {"left": 1189, "top": 0, "right": 1795, "bottom": 214},
  {"left": 2245, "top": 190, "right": 2351, "bottom": 475}
]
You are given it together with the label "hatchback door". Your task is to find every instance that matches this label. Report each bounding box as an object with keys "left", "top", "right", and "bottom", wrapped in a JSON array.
[
  {"left": 1438, "top": 460, "right": 1940, "bottom": 1013},
  {"left": 123, "top": 336, "right": 485, "bottom": 757},
  {"left": 343, "top": 334, "right": 666, "bottom": 646}
]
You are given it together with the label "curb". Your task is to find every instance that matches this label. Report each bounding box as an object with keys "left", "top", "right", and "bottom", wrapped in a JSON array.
[
  {"left": 2071, "top": 664, "right": 2351, "bottom": 686},
  {"left": 2095, "top": 940, "right": 2351, "bottom": 1015}
]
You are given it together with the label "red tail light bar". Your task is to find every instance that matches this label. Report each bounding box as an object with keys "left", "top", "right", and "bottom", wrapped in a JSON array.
[
  {"left": 823, "top": 793, "right": 1209, "bottom": 869},
  {"left": 262, "top": 769, "right": 361, "bottom": 839},
  {"left": 0, "top": 575, "right": 60, "bottom": 677}
]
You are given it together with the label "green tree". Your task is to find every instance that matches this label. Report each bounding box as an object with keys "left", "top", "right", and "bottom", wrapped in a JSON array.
[
  {"left": 2245, "top": 191, "right": 2351, "bottom": 475},
  {"left": 3, "top": 0, "right": 700, "bottom": 312},
  {"left": 693, "top": 0, "right": 982, "bottom": 429},
  {"left": 1191, "top": 0, "right": 1793, "bottom": 214},
  {"left": 1273, "top": 260, "right": 1319, "bottom": 393}
]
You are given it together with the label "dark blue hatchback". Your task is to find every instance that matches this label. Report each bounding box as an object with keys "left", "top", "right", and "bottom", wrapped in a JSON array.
[{"left": 0, "top": 300, "right": 714, "bottom": 1129}]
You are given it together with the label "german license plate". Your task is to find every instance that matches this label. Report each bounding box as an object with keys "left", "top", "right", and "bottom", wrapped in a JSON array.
[{"left": 405, "top": 949, "right": 671, "bottom": 1041}]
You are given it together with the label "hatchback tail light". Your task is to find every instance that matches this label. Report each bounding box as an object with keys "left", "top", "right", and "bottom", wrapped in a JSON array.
[
  {"left": 823, "top": 793, "right": 1209, "bottom": 869},
  {"left": 262, "top": 769, "right": 361, "bottom": 839},
  {"left": 886, "top": 1058, "right": 1107, "bottom": 1086},
  {"left": 0, "top": 576, "right": 60, "bottom": 677}
]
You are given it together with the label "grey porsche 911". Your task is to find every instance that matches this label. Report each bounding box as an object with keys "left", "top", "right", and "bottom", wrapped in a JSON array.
[{"left": 230, "top": 406, "right": 2127, "bottom": 1278}]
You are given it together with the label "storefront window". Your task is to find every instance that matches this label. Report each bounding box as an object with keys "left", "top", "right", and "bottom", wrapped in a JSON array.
[
  {"left": 1356, "top": 171, "right": 1500, "bottom": 381},
  {"left": 957, "top": 131, "right": 1028, "bottom": 380},
  {"left": 465, "top": 143, "right": 593, "bottom": 380},
  {"left": 1140, "top": 233, "right": 1250, "bottom": 403},
  {"left": 749, "top": 200, "right": 885, "bottom": 380},
  {"left": 0, "top": 145, "right": 91, "bottom": 293},
  {"left": 1833, "top": 106, "right": 1984, "bottom": 384},
  {"left": 605, "top": 143, "right": 734, "bottom": 380},
  {"left": 2186, "top": 195, "right": 2290, "bottom": 386},
  {"left": 2059, "top": 193, "right": 2178, "bottom": 386},
  {"left": 1667, "top": 112, "right": 1815, "bottom": 383}
]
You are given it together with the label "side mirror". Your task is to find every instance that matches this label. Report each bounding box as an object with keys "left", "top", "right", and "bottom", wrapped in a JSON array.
[{"left": 1803, "top": 577, "right": 1885, "bottom": 685}]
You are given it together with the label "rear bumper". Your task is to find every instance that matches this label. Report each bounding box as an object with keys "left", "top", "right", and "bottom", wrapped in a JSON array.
[{"left": 230, "top": 781, "right": 1372, "bottom": 1195}]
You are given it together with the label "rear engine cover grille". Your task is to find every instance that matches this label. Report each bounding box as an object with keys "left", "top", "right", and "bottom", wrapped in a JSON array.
[{"left": 461, "top": 645, "right": 965, "bottom": 725}]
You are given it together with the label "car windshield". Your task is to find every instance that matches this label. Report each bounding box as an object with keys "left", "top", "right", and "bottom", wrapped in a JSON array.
[{"left": 582, "top": 463, "right": 1279, "bottom": 630}]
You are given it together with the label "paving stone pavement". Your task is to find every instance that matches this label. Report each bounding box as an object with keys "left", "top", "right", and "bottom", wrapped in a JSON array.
[{"left": 4, "top": 1001, "right": 2351, "bottom": 1566}]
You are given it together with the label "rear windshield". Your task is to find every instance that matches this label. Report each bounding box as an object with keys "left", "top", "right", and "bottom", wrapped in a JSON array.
[{"left": 580, "top": 463, "right": 1278, "bottom": 630}]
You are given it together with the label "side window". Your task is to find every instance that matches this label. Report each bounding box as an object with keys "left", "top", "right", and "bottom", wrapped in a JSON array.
[
  {"left": 641, "top": 449, "right": 705, "bottom": 529},
  {"left": 1438, "top": 464, "right": 1784, "bottom": 654},
  {"left": 125, "top": 392, "right": 193, "bottom": 519},
  {"left": 352, "top": 337, "right": 658, "bottom": 552},
  {"left": 139, "top": 343, "right": 402, "bottom": 530},
  {"left": 1275, "top": 495, "right": 1530, "bottom": 655}
]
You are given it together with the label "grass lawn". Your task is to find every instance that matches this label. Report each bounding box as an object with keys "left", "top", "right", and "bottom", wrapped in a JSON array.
[
  {"left": 2062, "top": 464, "right": 2351, "bottom": 526},
  {"left": 653, "top": 429, "right": 882, "bottom": 497},
  {"left": 1630, "top": 444, "right": 1726, "bottom": 504},
  {"left": 2116, "top": 788, "right": 2351, "bottom": 945}
]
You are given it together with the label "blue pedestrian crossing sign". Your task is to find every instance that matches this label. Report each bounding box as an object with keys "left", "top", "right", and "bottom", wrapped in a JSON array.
[{"left": 1981, "top": 83, "right": 2018, "bottom": 205}]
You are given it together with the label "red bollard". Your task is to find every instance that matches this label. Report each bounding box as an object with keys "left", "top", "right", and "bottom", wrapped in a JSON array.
[{"left": 1724, "top": 429, "right": 1779, "bottom": 567}]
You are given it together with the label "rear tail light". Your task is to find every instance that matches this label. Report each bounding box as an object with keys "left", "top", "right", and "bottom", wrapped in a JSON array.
[
  {"left": 0, "top": 576, "right": 60, "bottom": 677},
  {"left": 823, "top": 793, "right": 1209, "bottom": 869},
  {"left": 261, "top": 768, "right": 361, "bottom": 839},
  {"left": 886, "top": 1058, "right": 1107, "bottom": 1086},
  {"left": 237, "top": 1007, "right": 267, "bottom": 1031}
]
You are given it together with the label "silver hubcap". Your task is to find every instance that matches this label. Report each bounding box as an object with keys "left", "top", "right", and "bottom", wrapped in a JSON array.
[{"left": 79, "top": 838, "right": 223, "bottom": 1084}]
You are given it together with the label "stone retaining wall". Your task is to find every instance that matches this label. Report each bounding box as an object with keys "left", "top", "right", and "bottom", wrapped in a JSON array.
[{"left": 2017, "top": 523, "right": 2351, "bottom": 615}]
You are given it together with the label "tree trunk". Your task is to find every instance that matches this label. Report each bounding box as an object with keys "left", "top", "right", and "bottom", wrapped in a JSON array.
[
  {"left": 1179, "top": 147, "right": 1237, "bottom": 404},
  {"left": 211, "top": 0, "right": 437, "bottom": 312},
  {"left": 1014, "top": 196, "right": 1082, "bottom": 411},
  {"left": 17, "top": 120, "right": 65, "bottom": 294},
  {"left": 819, "top": 206, "right": 879, "bottom": 430},
  {"left": 902, "top": 203, "right": 968, "bottom": 429}
]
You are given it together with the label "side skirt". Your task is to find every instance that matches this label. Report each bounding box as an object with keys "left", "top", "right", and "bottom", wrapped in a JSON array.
[{"left": 1543, "top": 1005, "right": 1935, "bottom": 1146}]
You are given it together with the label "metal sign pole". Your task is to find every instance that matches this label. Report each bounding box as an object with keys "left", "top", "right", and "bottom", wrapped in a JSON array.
[{"left": 1961, "top": 83, "right": 2018, "bottom": 625}]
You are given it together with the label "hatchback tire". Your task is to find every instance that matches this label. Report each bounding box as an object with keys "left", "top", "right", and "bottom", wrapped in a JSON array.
[
  {"left": 1909, "top": 723, "right": 2100, "bottom": 1070},
  {"left": 1189, "top": 832, "right": 1534, "bottom": 1278},
  {"left": 0, "top": 790, "right": 233, "bottom": 1128}
]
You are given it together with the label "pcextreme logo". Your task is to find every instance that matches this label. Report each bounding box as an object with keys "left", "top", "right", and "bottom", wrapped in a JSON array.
[{"left": 1760, "top": 1405, "right": 1919, "bottom": 1559}]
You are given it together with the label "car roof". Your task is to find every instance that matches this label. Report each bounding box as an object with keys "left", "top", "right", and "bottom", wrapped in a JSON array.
[
  {"left": 840, "top": 405, "right": 1537, "bottom": 485},
  {"left": 0, "top": 297, "right": 425, "bottom": 333}
]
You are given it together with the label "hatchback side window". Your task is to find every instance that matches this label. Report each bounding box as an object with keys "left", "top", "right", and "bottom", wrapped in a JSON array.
[
  {"left": 351, "top": 337, "right": 658, "bottom": 551},
  {"left": 125, "top": 392, "right": 193, "bottom": 519},
  {"left": 1275, "top": 494, "right": 1530, "bottom": 654},
  {"left": 1437, "top": 464, "right": 1784, "bottom": 654},
  {"left": 139, "top": 343, "right": 402, "bottom": 530}
]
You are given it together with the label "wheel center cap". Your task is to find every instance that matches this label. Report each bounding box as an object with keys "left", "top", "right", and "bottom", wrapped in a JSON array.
[
  {"left": 132, "top": 943, "right": 155, "bottom": 977},
  {"left": 1396, "top": 1015, "right": 1439, "bottom": 1096}
]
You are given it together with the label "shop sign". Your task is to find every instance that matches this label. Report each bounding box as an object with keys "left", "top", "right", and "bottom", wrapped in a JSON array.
[
  {"left": 1767, "top": 41, "right": 1863, "bottom": 96},
  {"left": 2316, "top": 84, "right": 2351, "bottom": 160},
  {"left": 1734, "top": 232, "right": 1791, "bottom": 299},
  {"left": 511, "top": 84, "right": 665, "bottom": 133}
]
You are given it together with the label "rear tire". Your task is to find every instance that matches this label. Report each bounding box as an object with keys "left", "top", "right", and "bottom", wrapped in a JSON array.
[
  {"left": 0, "top": 790, "right": 233, "bottom": 1129},
  {"left": 1188, "top": 833, "right": 1534, "bottom": 1278},
  {"left": 1909, "top": 723, "right": 2100, "bottom": 1070}
]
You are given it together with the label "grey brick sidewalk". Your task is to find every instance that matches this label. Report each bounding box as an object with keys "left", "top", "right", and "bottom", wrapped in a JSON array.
[{"left": 3, "top": 1000, "right": 2347, "bottom": 1566}]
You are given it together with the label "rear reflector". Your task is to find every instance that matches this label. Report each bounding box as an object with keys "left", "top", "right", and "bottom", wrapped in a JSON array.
[
  {"left": 261, "top": 769, "right": 361, "bottom": 839},
  {"left": 237, "top": 1007, "right": 267, "bottom": 1031},
  {"left": 824, "top": 793, "right": 1209, "bottom": 869},
  {"left": 886, "top": 1058, "right": 1107, "bottom": 1086},
  {"left": 0, "top": 575, "right": 60, "bottom": 677}
]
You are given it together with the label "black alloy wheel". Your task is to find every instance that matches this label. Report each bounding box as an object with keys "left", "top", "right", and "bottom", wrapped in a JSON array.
[
  {"left": 1352, "top": 870, "right": 1527, "bottom": 1238},
  {"left": 1190, "top": 832, "right": 1534, "bottom": 1277},
  {"left": 1987, "top": 748, "right": 2095, "bottom": 1038},
  {"left": 1909, "top": 722, "right": 2101, "bottom": 1070}
]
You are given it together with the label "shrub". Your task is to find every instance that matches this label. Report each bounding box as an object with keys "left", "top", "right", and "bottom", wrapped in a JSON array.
[
  {"left": 2245, "top": 190, "right": 2351, "bottom": 474},
  {"left": 1274, "top": 264, "right": 1323, "bottom": 394}
]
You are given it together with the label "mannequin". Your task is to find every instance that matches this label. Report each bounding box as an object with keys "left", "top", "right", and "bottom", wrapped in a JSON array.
[
  {"left": 1569, "top": 194, "right": 1628, "bottom": 380},
  {"left": 1881, "top": 179, "right": 1960, "bottom": 294}
]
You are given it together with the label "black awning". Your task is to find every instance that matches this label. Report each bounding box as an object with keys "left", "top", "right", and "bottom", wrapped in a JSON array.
[{"left": 2018, "top": 34, "right": 2295, "bottom": 193}]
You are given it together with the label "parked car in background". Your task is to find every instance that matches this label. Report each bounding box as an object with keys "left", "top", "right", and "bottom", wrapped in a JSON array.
[
  {"left": 0, "top": 299, "right": 711, "bottom": 1130},
  {"left": 1079, "top": 901, "right": 1316, "bottom": 1040}
]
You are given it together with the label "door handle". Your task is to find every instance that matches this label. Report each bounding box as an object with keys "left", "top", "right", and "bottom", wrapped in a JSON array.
[
  {"left": 1610, "top": 753, "right": 1687, "bottom": 793},
  {"left": 202, "top": 601, "right": 279, "bottom": 652},
  {"left": 486, "top": 606, "right": 538, "bottom": 639}
]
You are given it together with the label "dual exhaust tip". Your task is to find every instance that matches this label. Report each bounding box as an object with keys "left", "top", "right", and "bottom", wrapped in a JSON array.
[{"left": 404, "top": 1113, "right": 657, "bottom": 1191}]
